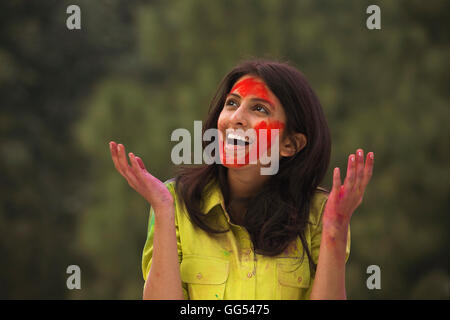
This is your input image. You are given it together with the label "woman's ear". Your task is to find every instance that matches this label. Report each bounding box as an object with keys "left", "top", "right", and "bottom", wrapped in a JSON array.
[{"left": 280, "top": 133, "right": 307, "bottom": 157}]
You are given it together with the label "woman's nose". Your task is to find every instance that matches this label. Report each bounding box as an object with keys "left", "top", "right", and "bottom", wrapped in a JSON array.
[{"left": 229, "top": 105, "right": 248, "bottom": 127}]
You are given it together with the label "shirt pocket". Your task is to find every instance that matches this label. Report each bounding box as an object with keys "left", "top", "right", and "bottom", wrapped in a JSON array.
[
  {"left": 276, "top": 259, "right": 311, "bottom": 300},
  {"left": 180, "top": 255, "right": 230, "bottom": 300}
]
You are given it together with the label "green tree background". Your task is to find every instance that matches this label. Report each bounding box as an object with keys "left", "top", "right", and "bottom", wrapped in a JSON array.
[{"left": 0, "top": 0, "right": 448, "bottom": 299}]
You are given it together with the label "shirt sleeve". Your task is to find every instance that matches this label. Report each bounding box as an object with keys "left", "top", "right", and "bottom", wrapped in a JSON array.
[
  {"left": 141, "top": 181, "right": 189, "bottom": 299},
  {"left": 310, "top": 193, "right": 351, "bottom": 270}
]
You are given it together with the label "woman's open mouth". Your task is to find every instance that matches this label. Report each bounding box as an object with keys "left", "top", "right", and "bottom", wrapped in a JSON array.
[{"left": 225, "top": 132, "right": 254, "bottom": 149}]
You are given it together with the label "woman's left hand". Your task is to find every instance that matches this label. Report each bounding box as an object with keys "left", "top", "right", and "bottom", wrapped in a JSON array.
[{"left": 323, "top": 149, "right": 375, "bottom": 229}]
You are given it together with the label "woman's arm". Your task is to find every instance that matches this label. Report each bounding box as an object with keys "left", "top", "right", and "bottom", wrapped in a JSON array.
[
  {"left": 310, "top": 149, "right": 374, "bottom": 300},
  {"left": 309, "top": 220, "right": 349, "bottom": 299},
  {"left": 109, "top": 141, "right": 184, "bottom": 300},
  {"left": 143, "top": 205, "right": 184, "bottom": 300}
]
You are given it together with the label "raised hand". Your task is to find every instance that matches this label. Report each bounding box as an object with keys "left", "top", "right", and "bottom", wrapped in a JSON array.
[
  {"left": 109, "top": 141, "right": 174, "bottom": 213},
  {"left": 323, "top": 148, "right": 375, "bottom": 228}
]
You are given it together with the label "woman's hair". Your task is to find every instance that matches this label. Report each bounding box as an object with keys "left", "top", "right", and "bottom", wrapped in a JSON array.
[{"left": 174, "top": 59, "right": 331, "bottom": 273}]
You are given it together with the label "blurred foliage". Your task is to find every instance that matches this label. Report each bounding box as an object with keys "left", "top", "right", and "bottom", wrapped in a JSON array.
[{"left": 0, "top": 0, "right": 448, "bottom": 299}]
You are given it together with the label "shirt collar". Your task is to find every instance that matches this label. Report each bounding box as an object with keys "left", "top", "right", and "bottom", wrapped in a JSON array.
[{"left": 201, "top": 179, "right": 225, "bottom": 214}]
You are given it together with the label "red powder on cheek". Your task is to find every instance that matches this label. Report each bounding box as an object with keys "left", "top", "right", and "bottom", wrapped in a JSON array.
[
  {"left": 230, "top": 77, "right": 274, "bottom": 105},
  {"left": 253, "top": 120, "right": 285, "bottom": 156}
]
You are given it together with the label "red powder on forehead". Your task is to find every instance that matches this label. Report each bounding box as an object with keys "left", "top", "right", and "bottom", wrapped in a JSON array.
[{"left": 230, "top": 77, "right": 273, "bottom": 105}]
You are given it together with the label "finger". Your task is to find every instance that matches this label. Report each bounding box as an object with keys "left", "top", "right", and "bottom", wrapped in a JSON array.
[
  {"left": 360, "top": 152, "right": 375, "bottom": 192},
  {"left": 343, "top": 153, "right": 356, "bottom": 191},
  {"left": 331, "top": 167, "right": 342, "bottom": 202},
  {"left": 110, "top": 141, "right": 125, "bottom": 176},
  {"left": 129, "top": 152, "right": 143, "bottom": 180},
  {"left": 354, "top": 149, "right": 365, "bottom": 192},
  {"left": 117, "top": 144, "right": 140, "bottom": 187},
  {"left": 117, "top": 143, "right": 131, "bottom": 175},
  {"left": 110, "top": 142, "right": 139, "bottom": 188}
]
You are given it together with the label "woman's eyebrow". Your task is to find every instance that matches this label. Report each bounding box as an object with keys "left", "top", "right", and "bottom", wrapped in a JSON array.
[
  {"left": 227, "top": 93, "right": 275, "bottom": 110},
  {"left": 252, "top": 97, "right": 275, "bottom": 110},
  {"left": 228, "top": 93, "right": 241, "bottom": 99}
]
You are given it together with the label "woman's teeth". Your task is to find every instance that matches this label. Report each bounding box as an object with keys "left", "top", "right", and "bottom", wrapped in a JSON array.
[{"left": 226, "top": 133, "right": 251, "bottom": 146}]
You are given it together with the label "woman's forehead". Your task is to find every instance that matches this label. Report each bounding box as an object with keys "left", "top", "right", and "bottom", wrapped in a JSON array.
[
  {"left": 230, "top": 75, "right": 278, "bottom": 106},
  {"left": 231, "top": 75, "right": 266, "bottom": 93}
]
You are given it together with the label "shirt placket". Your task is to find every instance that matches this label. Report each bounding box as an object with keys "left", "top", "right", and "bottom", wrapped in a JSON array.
[
  {"left": 239, "top": 228, "right": 256, "bottom": 299},
  {"left": 221, "top": 201, "right": 257, "bottom": 299}
]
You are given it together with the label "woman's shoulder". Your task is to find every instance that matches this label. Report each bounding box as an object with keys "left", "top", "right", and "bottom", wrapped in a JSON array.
[
  {"left": 162, "top": 176, "right": 216, "bottom": 203},
  {"left": 162, "top": 177, "right": 214, "bottom": 194},
  {"left": 308, "top": 187, "right": 330, "bottom": 226}
]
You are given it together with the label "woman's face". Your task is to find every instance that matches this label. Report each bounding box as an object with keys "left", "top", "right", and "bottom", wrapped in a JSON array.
[{"left": 217, "top": 74, "right": 288, "bottom": 169}]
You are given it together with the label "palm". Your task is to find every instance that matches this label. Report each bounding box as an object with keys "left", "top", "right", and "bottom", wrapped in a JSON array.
[
  {"left": 323, "top": 149, "right": 374, "bottom": 226},
  {"left": 109, "top": 141, "right": 173, "bottom": 211}
]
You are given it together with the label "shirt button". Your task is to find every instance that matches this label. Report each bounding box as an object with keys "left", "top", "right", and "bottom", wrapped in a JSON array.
[
  {"left": 196, "top": 273, "right": 203, "bottom": 280},
  {"left": 297, "top": 276, "right": 302, "bottom": 283},
  {"left": 247, "top": 272, "right": 253, "bottom": 278}
]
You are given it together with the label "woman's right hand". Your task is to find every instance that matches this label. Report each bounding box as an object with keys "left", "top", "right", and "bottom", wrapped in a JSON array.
[{"left": 109, "top": 141, "right": 174, "bottom": 214}]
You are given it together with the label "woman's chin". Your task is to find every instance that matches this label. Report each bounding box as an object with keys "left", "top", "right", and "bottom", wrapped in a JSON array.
[
  {"left": 221, "top": 157, "right": 247, "bottom": 168},
  {"left": 220, "top": 156, "right": 261, "bottom": 170},
  {"left": 222, "top": 162, "right": 248, "bottom": 169}
]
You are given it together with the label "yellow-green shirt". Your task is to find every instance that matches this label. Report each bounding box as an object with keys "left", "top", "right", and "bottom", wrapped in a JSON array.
[{"left": 142, "top": 179, "right": 350, "bottom": 300}]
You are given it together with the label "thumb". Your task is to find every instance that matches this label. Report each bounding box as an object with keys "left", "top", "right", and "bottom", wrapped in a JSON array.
[
  {"left": 331, "top": 167, "right": 342, "bottom": 202},
  {"left": 136, "top": 156, "right": 146, "bottom": 170}
]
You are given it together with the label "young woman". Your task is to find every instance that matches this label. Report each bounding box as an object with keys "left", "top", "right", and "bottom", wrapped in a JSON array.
[{"left": 109, "top": 59, "right": 374, "bottom": 300}]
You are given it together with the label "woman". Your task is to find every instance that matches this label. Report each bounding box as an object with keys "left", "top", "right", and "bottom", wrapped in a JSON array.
[{"left": 109, "top": 59, "right": 374, "bottom": 300}]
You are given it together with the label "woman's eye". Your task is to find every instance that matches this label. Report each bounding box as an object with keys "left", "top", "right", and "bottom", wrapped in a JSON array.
[
  {"left": 254, "top": 105, "right": 269, "bottom": 114},
  {"left": 225, "top": 99, "right": 238, "bottom": 107}
]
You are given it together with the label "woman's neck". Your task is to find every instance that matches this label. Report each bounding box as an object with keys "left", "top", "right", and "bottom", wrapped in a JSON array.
[
  {"left": 225, "top": 167, "right": 269, "bottom": 225},
  {"left": 227, "top": 167, "right": 268, "bottom": 200}
]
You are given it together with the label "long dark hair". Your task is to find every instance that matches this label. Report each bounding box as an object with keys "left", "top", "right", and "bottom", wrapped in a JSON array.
[{"left": 174, "top": 59, "right": 331, "bottom": 273}]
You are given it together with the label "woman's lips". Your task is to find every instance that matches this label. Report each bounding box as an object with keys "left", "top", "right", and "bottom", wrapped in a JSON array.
[
  {"left": 224, "top": 138, "right": 250, "bottom": 156},
  {"left": 220, "top": 130, "right": 252, "bottom": 166},
  {"left": 225, "top": 138, "right": 252, "bottom": 148},
  {"left": 226, "top": 132, "right": 254, "bottom": 145},
  {"left": 218, "top": 121, "right": 284, "bottom": 167}
]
